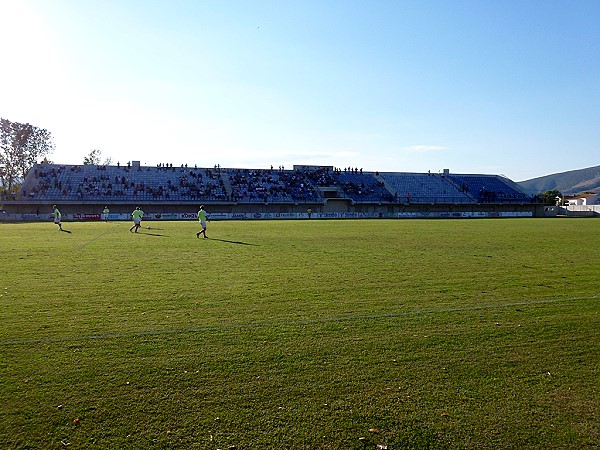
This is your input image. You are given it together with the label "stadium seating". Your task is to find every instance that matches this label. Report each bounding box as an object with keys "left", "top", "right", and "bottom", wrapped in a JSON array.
[
  {"left": 228, "top": 168, "right": 321, "bottom": 203},
  {"left": 332, "top": 171, "right": 389, "bottom": 202},
  {"left": 379, "top": 172, "right": 473, "bottom": 203},
  {"left": 447, "top": 174, "right": 530, "bottom": 202},
  {"left": 23, "top": 164, "right": 226, "bottom": 202},
  {"left": 18, "top": 164, "right": 532, "bottom": 205}
]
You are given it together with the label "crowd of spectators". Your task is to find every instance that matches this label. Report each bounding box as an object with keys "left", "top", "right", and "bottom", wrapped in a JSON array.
[
  {"left": 229, "top": 168, "right": 320, "bottom": 203},
  {"left": 13, "top": 163, "right": 532, "bottom": 204},
  {"left": 22, "top": 164, "right": 227, "bottom": 202}
]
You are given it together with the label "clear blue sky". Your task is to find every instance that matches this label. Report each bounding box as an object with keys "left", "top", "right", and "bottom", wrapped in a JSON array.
[{"left": 1, "top": 0, "right": 599, "bottom": 181}]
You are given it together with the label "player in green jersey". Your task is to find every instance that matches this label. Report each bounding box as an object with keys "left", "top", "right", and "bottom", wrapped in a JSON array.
[
  {"left": 196, "top": 205, "right": 209, "bottom": 238},
  {"left": 130, "top": 207, "right": 143, "bottom": 233},
  {"left": 52, "top": 205, "right": 62, "bottom": 231}
]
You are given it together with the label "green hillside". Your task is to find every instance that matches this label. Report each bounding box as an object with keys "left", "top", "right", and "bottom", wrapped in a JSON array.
[{"left": 518, "top": 165, "right": 600, "bottom": 195}]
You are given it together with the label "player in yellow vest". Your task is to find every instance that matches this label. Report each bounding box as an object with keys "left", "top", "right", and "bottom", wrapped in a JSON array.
[
  {"left": 196, "top": 205, "right": 209, "bottom": 238},
  {"left": 103, "top": 206, "right": 110, "bottom": 222},
  {"left": 52, "top": 205, "right": 62, "bottom": 230},
  {"left": 130, "top": 207, "right": 143, "bottom": 233}
]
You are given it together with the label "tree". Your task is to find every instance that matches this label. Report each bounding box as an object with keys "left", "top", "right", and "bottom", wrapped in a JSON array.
[
  {"left": 0, "top": 118, "right": 55, "bottom": 194},
  {"left": 83, "top": 148, "right": 102, "bottom": 165},
  {"left": 541, "top": 189, "right": 562, "bottom": 205},
  {"left": 83, "top": 149, "right": 112, "bottom": 165}
]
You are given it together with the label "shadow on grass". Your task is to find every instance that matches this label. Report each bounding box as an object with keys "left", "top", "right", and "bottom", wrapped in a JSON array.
[
  {"left": 209, "top": 238, "right": 257, "bottom": 246},
  {"left": 60, "top": 229, "right": 72, "bottom": 234},
  {"left": 137, "top": 231, "right": 168, "bottom": 237}
]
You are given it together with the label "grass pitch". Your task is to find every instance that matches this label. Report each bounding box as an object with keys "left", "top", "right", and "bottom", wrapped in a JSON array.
[{"left": 0, "top": 218, "right": 599, "bottom": 449}]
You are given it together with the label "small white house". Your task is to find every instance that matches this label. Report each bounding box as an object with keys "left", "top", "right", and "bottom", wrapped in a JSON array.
[{"left": 568, "top": 193, "right": 600, "bottom": 206}]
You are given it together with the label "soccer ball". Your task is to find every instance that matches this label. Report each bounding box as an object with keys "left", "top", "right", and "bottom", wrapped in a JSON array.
[{"left": 146, "top": 226, "right": 151, "bottom": 229}]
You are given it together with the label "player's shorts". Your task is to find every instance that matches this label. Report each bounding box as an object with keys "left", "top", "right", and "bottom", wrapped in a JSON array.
[
  {"left": 200, "top": 220, "right": 207, "bottom": 229},
  {"left": 133, "top": 218, "right": 141, "bottom": 225},
  {"left": 54, "top": 218, "right": 61, "bottom": 224}
]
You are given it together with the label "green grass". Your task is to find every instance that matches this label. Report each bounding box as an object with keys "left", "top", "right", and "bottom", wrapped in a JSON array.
[{"left": 1, "top": 218, "right": 599, "bottom": 449}]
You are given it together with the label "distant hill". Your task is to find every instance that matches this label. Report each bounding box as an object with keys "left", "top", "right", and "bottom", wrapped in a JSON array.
[{"left": 518, "top": 165, "right": 600, "bottom": 196}]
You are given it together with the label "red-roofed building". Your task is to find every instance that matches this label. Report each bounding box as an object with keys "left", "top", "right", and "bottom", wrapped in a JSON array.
[{"left": 568, "top": 193, "right": 600, "bottom": 206}]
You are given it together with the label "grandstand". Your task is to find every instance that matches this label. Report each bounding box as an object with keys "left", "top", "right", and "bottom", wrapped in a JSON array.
[{"left": 3, "top": 162, "right": 542, "bottom": 219}]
